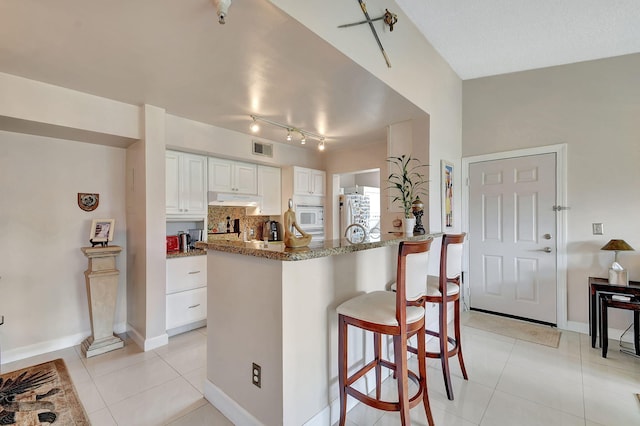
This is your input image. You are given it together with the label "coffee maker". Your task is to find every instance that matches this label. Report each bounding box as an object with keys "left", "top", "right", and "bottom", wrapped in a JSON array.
[{"left": 263, "top": 220, "right": 282, "bottom": 241}]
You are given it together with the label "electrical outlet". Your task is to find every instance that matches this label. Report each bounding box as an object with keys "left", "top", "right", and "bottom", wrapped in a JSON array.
[
  {"left": 592, "top": 223, "right": 603, "bottom": 235},
  {"left": 252, "top": 363, "right": 261, "bottom": 388}
]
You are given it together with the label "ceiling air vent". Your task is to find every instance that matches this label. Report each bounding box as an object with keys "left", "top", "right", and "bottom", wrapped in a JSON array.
[{"left": 252, "top": 140, "right": 273, "bottom": 158}]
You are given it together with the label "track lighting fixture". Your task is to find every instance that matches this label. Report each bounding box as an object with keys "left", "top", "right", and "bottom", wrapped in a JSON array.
[
  {"left": 249, "top": 118, "right": 260, "bottom": 133},
  {"left": 249, "top": 115, "right": 328, "bottom": 151}
]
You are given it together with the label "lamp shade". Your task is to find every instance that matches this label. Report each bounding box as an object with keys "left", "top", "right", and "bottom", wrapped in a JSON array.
[{"left": 600, "top": 239, "right": 634, "bottom": 251}]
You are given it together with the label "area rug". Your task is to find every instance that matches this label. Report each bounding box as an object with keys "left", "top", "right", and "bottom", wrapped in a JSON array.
[
  {"left": 466, "top": 311, "right": 561, "bottom": 348},
  {"left": 0, "top": 358, "right": 89, "bottom": 425}
]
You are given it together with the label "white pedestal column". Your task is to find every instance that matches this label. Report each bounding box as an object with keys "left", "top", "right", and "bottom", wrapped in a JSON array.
[{"left": 80, "top": 246, "right": 124, "bottom": 357}]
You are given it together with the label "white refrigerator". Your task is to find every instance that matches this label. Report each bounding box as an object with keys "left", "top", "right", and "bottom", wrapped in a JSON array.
[{"left": 340, "top": 191, "right": 375, "bottom": 241}]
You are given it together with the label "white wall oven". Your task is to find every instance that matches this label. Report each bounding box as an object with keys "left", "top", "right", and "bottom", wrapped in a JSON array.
[{"left": 295, "top": 203, "right": 324, "bottom": 241}]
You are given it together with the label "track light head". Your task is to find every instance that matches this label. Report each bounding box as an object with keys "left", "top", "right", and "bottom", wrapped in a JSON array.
[{"left": 249, "top": 117, "right": 260, "bottom": 133}]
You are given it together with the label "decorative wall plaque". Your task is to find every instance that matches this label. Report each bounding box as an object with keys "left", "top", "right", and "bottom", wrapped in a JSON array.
[{"left": 78, "top": 193, "right": 99, "bottom": 211}]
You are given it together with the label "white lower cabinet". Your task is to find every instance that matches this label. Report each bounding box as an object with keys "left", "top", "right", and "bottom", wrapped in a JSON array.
[
  {"left": 166, "top": 287, "right": 207, "bottom": 330},
  {"left": 166, "top": 256, "right": 207, "bottom": 332}
]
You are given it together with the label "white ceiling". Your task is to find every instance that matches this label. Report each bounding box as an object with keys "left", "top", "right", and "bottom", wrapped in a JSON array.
[
  {"left": 398, "top": 0, "right": 640, "bottom": 80},
  {"left": 1, "top": 0, "right": 639, "bottom": 149}
]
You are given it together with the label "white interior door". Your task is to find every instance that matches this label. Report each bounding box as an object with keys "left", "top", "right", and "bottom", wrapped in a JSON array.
[{"left": 469, "top": 153, "right": 557, "bottom": 324}]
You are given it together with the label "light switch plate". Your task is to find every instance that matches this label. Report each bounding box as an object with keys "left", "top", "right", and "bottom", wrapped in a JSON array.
[{"left": 592, "top": 223, "right": 603, "bottom": 235}]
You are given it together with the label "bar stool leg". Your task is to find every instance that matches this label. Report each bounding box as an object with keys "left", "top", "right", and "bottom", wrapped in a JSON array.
[
  {"left": 439, "top": 300, "right": 454, "bottom": 400},
  {"left": 417, "top": 324, "right": 434, "bottom": 426},
  {"left": 454, "top": 298, "right": 468, "bottom": 380},
  {"left": 374, "top": 332, "right": 382, "bottom": 400},
  {"left": 394, "top": 334, "right": 410, "bottom": 425},
  {"left": 338, "top": 316, "right": 348, "bottom": 426}
]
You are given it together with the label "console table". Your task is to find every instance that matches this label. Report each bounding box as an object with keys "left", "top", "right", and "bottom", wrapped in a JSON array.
[{"left": 589, "top": 276, "right": 640, "bottom": 348}]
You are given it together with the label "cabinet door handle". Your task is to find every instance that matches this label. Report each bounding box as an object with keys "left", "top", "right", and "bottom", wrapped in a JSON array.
[
  {"left": 188, "top": 271, "right": 201, "bottom": 274},
  {"left": 188, "top": 304, "right": 201, "bottom": 309}
]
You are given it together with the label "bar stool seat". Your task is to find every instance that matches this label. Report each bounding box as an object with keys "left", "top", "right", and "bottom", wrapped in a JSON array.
[
  {"left": 426, "top": 276, "right": 460, "bottom": 297},
  {"left": 337, "top": 240, "right": 434, "bottom": 426},
  {"left": 337, "top": 291, "right": 426, "bottom": 325}
]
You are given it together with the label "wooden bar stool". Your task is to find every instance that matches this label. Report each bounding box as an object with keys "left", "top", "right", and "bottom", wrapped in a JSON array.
[
  {"left": 600, "top": 293, "right": 640, "bottom": 358},
  {"left": 424, "top": 233, "right": 468, "bottom": 400},
  {"left": 337, "top": 240, "right": 434, "bottom": 426}
]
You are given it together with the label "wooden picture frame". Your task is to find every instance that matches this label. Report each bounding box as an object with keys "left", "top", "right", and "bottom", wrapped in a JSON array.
[
  {"left": 77, "top": 193, "right": 99, "bottom": 211},
  {"left": 441, "top": 160, "right": 454, "bottom": 229},
  {"left": 90, "top": 219, "right": 115, "bottom": 243}
]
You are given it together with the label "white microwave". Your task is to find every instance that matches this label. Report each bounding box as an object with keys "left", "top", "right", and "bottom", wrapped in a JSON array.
[{"left": 295, "top": 204, "right": 324, "bottom": 229}]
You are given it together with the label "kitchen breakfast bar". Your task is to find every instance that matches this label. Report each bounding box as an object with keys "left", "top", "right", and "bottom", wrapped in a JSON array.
[{"left": 197, "top": 233, "right": 440, "bottom": 426}]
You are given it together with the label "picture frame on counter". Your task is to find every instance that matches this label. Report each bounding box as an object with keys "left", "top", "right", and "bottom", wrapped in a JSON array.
[{"left": 89, "top": 218, "right": 115, "bottom": 246}]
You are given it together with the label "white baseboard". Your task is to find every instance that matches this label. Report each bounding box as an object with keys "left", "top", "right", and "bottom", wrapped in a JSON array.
[
  {"left": 126, "top": 324, "right": 168, "bottom": 351},
  {"left": 564, "top": 320, "right": 633, "bottom": 343},
  {"left": 114, "top": 321, "right": 127, "bottom": 334},
  {"left": 302, "top": 395, "right": 360, "bottom": 426},
  {"left": 564, "top": 320, "right": 589, "bottom": 335},
  {"left": 0, "top": 322, "right": 165, "bottom": 366},
  {"left": 1, "top": 330, "right": 90, "bottom": 365},
  {"left": 204, "top": 379, "right": 263, "bottom": 426}
]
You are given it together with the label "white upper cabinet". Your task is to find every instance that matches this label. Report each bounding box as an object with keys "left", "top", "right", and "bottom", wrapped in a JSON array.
[
  {"left": 208, "top": 157, "right": 257, "bottom": 195},
  {"left": 253, "top": 165, "right": 281, "bottom": 216},
  {"left": 166, "top": 151, "right": 207, "bottom": 217},
  {"left": 293, "top": 166, "right": 325, "bottom": 197}
]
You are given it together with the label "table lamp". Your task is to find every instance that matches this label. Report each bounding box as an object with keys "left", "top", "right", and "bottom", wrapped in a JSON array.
[{"left": 600, "top": 239, "right": 634, "bottom": 285}]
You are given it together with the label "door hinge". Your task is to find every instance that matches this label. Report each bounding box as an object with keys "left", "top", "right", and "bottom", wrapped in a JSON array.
[{"left": 552, "top": 205, "right": 569, "bottom": 211}]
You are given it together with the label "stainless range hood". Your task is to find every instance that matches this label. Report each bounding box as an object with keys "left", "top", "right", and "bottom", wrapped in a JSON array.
[{"left": 207, "top": 191, "right": 262, "bottom": 207}]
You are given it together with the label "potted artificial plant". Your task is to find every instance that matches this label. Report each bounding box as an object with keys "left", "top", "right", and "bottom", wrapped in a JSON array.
[{"left": 386, "top": 154, "right": 428, "bottom": 235}]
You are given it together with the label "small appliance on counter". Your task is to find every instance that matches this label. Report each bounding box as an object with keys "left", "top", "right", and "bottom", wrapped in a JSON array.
[
  {"left": 166, "top": 235, "right": 180, "bottom": 253},
  {"left": 178, "top": 232, "right": 191, "bottom": 252},
  {"left": 188, "top": 229, "right": 203, "bottom": 249},
  {"left": 263, "top": 220, "right": 283, "bottom": 242}
]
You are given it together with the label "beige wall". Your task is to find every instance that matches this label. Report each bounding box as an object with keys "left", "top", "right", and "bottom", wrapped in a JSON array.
[
  {"left": 271, "top": 0, "right": 463, "bottom": 237},
  {"left": 462, "top": 53, "right": 640, "bottom": 329},
  {"left": 0, "top": 130, "right": 127, "bottom": 363}
]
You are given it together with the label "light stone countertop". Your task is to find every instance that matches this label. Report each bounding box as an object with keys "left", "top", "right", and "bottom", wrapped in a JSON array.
[
  {"left": 166, "top": 248, "right": 207, "bottom": 259},
  {"left": 196, "top": 232, "right": 442, "bottom": 261}
]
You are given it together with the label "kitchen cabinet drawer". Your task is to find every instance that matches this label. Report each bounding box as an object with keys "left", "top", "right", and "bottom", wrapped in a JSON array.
[
  {"left": 166, "top": 256, "right": 207, "bottom": 294},
  {"left": 166, "top": 287, "right": 207, "bottom": 330}
]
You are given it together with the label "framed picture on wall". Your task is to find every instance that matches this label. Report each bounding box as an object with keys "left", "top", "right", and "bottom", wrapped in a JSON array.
[
  {"left": 90, "top": 219, "right": 115, "bottom": 244},
  {"left": 441, "top": 160, "right": 454, "bottom": 229}
]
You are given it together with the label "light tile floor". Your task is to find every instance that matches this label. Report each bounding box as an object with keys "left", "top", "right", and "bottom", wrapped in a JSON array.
[{"left": 2, "top": 314, "right": 639, "bottom": 425}]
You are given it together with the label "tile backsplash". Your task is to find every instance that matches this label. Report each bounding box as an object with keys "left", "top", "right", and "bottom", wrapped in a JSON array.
[{"left": 207, "top": 206, "right": 276, "bottom": 241}]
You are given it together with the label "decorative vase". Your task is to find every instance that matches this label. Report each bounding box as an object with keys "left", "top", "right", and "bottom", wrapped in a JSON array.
[{"left": 404, "top": 217, "right": 416, "bottom": 236}]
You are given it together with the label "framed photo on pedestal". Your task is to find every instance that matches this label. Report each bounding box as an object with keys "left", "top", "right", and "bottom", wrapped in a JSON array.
[{"left": 90, "top": 219, "right": 115, "bottom": 245}]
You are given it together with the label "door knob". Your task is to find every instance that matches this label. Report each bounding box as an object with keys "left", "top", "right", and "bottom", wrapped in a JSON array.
[
  {"left": 543, "top": 233, "right": 552, "bottom": 240},
  {"left": 539, "top": 247, "right": 552, "bottom": 253}
]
